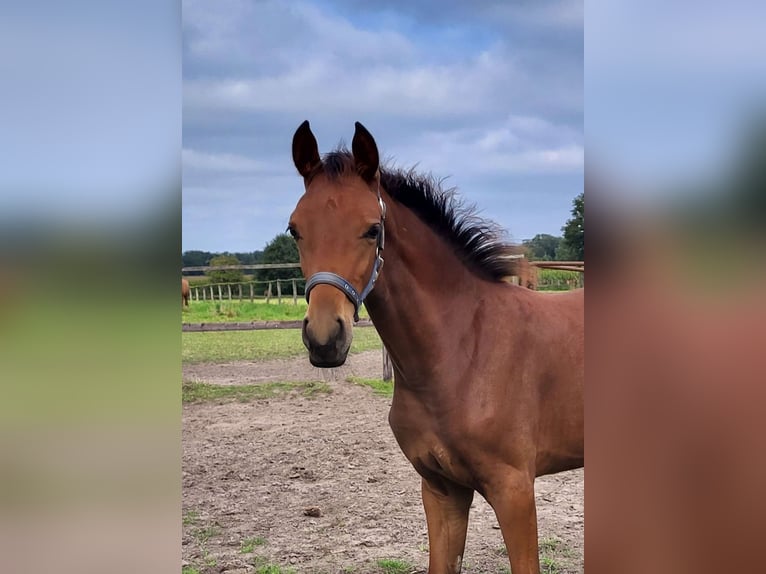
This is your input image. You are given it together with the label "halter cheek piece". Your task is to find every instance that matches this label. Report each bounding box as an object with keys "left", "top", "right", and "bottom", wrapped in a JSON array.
[{"left": 304, "top": 190, "right": 386, "bottom": 322}]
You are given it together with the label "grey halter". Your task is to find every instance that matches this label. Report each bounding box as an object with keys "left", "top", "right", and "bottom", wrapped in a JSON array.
[{"left": 304, "top": 190, "right": 386, "bottom": 322}]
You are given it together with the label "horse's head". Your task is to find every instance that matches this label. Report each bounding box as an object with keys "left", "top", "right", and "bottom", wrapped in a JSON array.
[{"left": 289, "top": 121, "right": 386, "bottom": 368}]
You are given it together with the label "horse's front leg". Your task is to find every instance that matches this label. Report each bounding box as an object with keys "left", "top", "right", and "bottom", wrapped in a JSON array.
[
  {"left": 486, "top": 467, "right": 539, "bottom": 574},
  {"left": 421, "top": 477, "right": 474, "bottom": 574}
]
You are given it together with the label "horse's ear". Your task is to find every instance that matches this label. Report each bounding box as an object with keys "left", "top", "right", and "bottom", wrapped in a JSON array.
[
  {"left": 292, "top": 120, "right": 321, "bottom": 180},
  {"left": 352, "top": 121, "right": 380, "bottom": 183}
]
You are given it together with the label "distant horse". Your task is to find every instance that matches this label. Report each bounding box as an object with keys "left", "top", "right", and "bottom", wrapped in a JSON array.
[
  {"left": 504, "top": 247, "right": 538, "bottom": 290},
  {"left": 182, "top": 278, "right": 190, "bottom": 307},
  {"left": 288, "top": 121, "right": 584, "bottom": 574}
]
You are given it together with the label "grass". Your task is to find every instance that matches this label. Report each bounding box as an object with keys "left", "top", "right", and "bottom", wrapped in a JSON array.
[
  {"left": 182, "top": 509, "right": 200, "bottom": 526},
  {"left": 240, "top": 536, "right": 267, "bottom": 553},
  {"left": 182, "top": 525, "right": 221, "bottom": 573},
  {"left": 182, "top": 381, "right": 332, "bottom": 404},
  {"left": 347, "top": 376, "right": 394, "bottom": 398},
  {"left": 183, "top": 300, "right": 307, "bottom": 323},
  {"left": 193, "top": 525, "right": 220, "bottom": 544},
  {"left": 376, "top": 558, "right": 414, "bottom": 574},
  {"left": 251, "top": 556, "right": 296, "bottom": 574},
  {"left": 537, "top": 268, "right": 583, "bottom": 291},
  {"left": 182, "top": 299, "right": 371, "bottom": 323},
  {"left": 538, "top": 537, "right": 571, "bottom": 573},
  {"left": 538, "top": 538, "right": 561, "bottom": 553},
  {"left": 541, "top": 555, "right": 560, "bottom": 573},
  {"left": 493, "top": 538, "right": 569, "bottom": 573},
  {"left": 182, "top": 327, "right": 382, "bottom": 363},
  {"left": 255, "top": 567, "right": 293, "bottom": 574},
  {"left": 181, "top": 516, "right": 225, "bottom": 574}
]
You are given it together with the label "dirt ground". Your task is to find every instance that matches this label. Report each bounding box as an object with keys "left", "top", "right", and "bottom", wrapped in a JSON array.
[{"left": 182, "top": 351, "right": 584, "bottom": 573}]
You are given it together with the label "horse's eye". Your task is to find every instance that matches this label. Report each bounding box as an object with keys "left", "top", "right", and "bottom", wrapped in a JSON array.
[
  {"left": 363, "top": 224, "right": 381, "bottom": 240},
  {"left": 287, "top": 226, "right": 301, "bottom": 240}
]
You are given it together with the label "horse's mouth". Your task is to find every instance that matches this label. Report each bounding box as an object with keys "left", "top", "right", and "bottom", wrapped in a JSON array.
[
  {"left": 309, "top": 354, "right": 348, "bottom": 368},
  {"left": 307, "top": 339, "right": 351, "bottom": 368},
  {"left": 303, "top": 328, "right": 352, "bottom": 368}
]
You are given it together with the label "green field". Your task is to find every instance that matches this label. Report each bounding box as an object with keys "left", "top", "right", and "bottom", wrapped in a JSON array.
[
  {"left": 179, "top": 279, "right": 580, "bottom": 364},
  {"left": 182, "top": 300, "right": 370, "bottom": 323},
  {"left": 182, "top": 327, "right": 382, "bottom": 363},
  {"left": 537, "top": 268, "right": 583, "bottom": 290},
  {"left": 182, "top": 380, "right": 332, "bottom": 403},
  {"left": 181, "top": 299, "right": 378, "bottom": 363}
]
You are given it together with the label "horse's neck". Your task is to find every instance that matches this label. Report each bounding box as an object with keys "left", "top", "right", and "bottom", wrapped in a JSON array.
[{"left": 364, "top": 203, "right": 482, "bottom": 382}]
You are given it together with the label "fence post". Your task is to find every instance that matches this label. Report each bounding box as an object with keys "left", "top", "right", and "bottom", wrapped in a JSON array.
[
  {"left": 277, "top": 280, "right": 282, "bottom": 304},
  {"left": 382, "top": 346, "right": 393, "bottom": 382},
  {"left": 292, "top": 279, "right": 297, "bottom": 305},
  {"left": 217, "top": 285, "right": 223, "bottom": 301},
  {"left": 266, "top": 282, "right": 272, "bottom": 304},
  {"left": 249, "top": 283, "right": 254, "bottom": 302},
  {"left": 227, "top": 284, "right": 232, "bottom": 300}
]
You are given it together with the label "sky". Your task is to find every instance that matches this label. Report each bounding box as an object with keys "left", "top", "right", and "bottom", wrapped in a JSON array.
[
  {"left": 182, "top": 0, "right": 584, "bottom": 253},
  {"left": 0, "top": 1, "right": 761, "bottom": 254},
  {"left": 586, "top": 0, "right": 766, "bottom": 204},
  {"left": 0, "top": 1, "right": 179, "bottom": 227}
]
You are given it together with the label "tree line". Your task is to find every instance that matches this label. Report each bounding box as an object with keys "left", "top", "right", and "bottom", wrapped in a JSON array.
[
  {"left": 183, "top": 192, "right": 584, "bottom": 282},
  {"left": 182, "top": 234, "right": 302, "bottom": 287},
  {"left": 523, "top": 191, "right": 583, "bottom": 261}
]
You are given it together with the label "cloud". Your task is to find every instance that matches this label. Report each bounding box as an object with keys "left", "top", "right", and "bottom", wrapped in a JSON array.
[
  {"left": 587, "top": 1, "right": 766, "bottom": 77},
  {"left": 182, "top": 149, "right": 267, "bottom": 174},
  {"left": 184, "top": 46, "right": 580, "bottom": 130},
  {"left": 183, "top": 1, "right": 580, "bottom": 121},
  {"left": 183, "top": 0, "right": 415, "bottom": 76},
  {"left": 182, "top": 0, "right": 583, "bottom": 251},
  {"left": 320, "top": 0, "right": 583, "bottom": 31},
  {"left": 385, "top": 115, "right": 583, "bottom": 177}
]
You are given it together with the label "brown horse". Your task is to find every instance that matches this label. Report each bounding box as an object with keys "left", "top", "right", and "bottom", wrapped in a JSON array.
[
  {"left": 504, "top": 246, "right": 538, "bottom": 290},
  {"left": 182, "top": 278, "right": 190, "bottom": 307},
  {"left": 288, "top": 121, "right": 583, "bottom": 574}
]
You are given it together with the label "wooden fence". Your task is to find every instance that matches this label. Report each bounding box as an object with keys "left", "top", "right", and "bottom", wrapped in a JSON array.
[
  {"left": 530, "top": 261, "right": 585, "bottom": 273},
  {"left": 182, "top": 261, "right": 583, "bottom": 383},
  {"left": 182, "top": 261, "right": 584, "bottom": 303},
  {"left": 188, "top": 278, "right": 302, "bottom": 304},
  {"left": 182, "top": 319, "right": 373, "bottom": 332},
  {"left": 182, "top": 317, "right": 392, "bottom": 381}
]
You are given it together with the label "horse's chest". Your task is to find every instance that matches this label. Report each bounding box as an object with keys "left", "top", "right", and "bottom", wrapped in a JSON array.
[{"left": 388, "top": 401, "right": 476, "bottom": 491}]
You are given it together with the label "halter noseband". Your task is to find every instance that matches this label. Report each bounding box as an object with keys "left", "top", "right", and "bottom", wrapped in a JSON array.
[{"left": 304, "top": 188, "right": 386, "bottom": 322}]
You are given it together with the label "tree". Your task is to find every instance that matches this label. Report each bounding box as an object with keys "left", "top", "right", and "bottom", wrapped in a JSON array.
[
  {"left": 232, "top": 250, "right": 263, "bottom": 265},
  {"left": 182, "top": 250, "right": 215, "bottom": 275},
  {"left": 727, "top": 114, "right": 766, "bottom": 228},
  {"left": 522, "top": 234, "right": 561, "bottom": 261},
  {"left": 256, "top": 233, "right": 304, "bottom": 291},
  {"left": 561, "top": 192, "right": 584, "bottom": 260},
  {"left": 554, "top": 242, "right": 577, "bottom": 262},
  {"left": 206, "top": 254, "right": 244, "bottom": 284}
]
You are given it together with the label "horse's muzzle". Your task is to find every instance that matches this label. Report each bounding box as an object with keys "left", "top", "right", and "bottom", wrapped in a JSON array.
[{"left": 302, "top": 316, "right": 351, "bottom": 368}]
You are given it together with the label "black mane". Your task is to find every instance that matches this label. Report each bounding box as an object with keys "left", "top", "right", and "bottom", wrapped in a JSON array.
[{"left": 316, "top": 148, "right": 523, "bottom": 282}]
